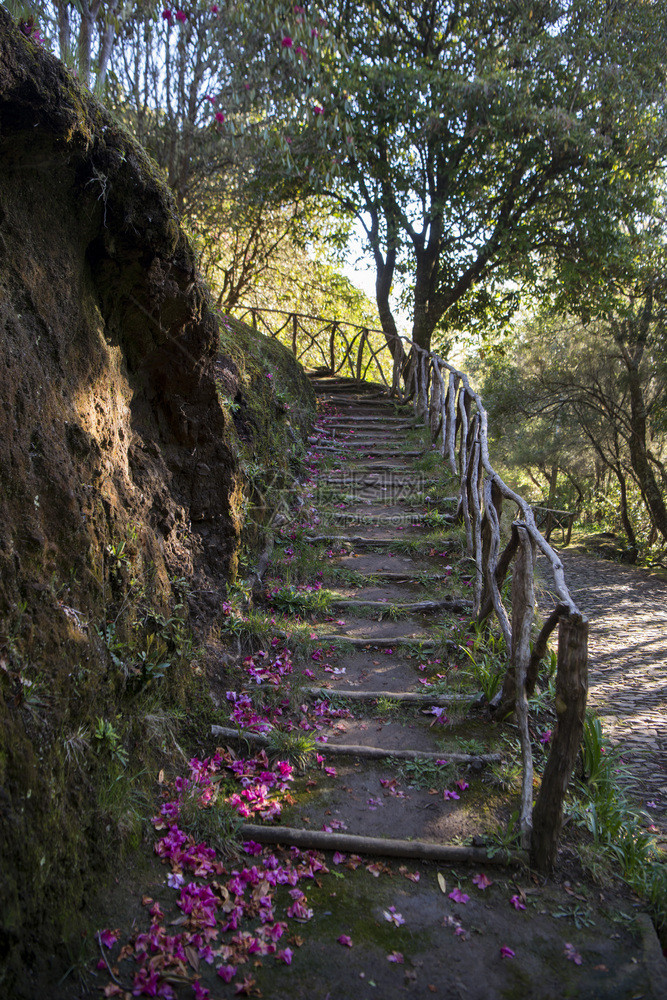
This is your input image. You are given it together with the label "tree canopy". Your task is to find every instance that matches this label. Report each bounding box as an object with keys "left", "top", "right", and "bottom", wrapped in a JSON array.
[{"left": 262, "top": 0, "right": 667, "bottom": 353}]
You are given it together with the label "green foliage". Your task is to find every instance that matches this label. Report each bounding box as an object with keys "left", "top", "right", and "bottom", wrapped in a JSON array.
[
  {"left": 472, "top": 278, "right": 667, "bottom": 558},
  {"left": 567, "top": 714, "right": 666, "bottom": 934},
  {"left": 456, "top": 623, "right": 507, "bottom": 702},
  {"left": 393, "top": 756, "right": 455, "bottom": 790},
  {"left": 177, "top": 783, "right": 243, "bottom": 858},
  {"left": 267, "top": 585, "right": 332, "bottom": 616},
  {"left": 93, "top": 717, "right": 128, "bottom": 768},
  {"left": 265, "top": 729, "right": 317, "bottom": 770},
  {"left": 260, "top": 0, "right": 667, "bottom": 350}
]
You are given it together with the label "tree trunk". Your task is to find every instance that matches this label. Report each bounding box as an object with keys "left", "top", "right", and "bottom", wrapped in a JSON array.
[
  {"left": 411, "top": 244, "right": 440, "bottom": 352},
  {"left": 77, "top": 4, "right": 94, "bottom": 89},
  {"left": 56, "top": 0, "right": 70, "bottom": 64},
  {"left": 547, "top": 460, "right": 559, "bottom": 508},
  {"left": 626, "top": 373, "right": 667, "bottom": 541},
  {"left": 614, "top": 464, "right": 638, "bottom": 551},
  {"left": 613, "top": 304, "right": 667, "bottom": 542},
  {"left": 375, "top": 252, "right": 401, "bottom": 358}
]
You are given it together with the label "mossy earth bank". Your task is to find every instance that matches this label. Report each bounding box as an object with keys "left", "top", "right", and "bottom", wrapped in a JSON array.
[{"left": 0, "top": 12, "right": 314, "bottom": 992}]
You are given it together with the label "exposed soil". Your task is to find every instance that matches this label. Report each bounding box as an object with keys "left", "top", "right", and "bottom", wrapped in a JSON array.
[{"left": 59, "top": 376, "right": 663, "bottom": 1000}]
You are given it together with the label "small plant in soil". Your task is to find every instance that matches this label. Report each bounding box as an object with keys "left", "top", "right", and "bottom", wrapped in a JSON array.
[
  {"left": 93, "top": 717, "right": 128, "bottom": 768},
  {"left": 372, "top": 695, "right": 403, "bottom": 718},
  {"left": 461, "top": 649, "right": 504, "bottom": 702},
  {"left": 179, "top": 791, "right": 243, "bottom": 858},
  {"left": 486, "top": 808, "right": 522, "bottom": 856},
  {"left": 551, "top": 903, "right": 596, "bottom": 930},
  {"left": 63, "top": 724, "right": 91, "bottom": 771},
  {"left": 266, "top": 728, "right": 317, "bottom": 770},
  {"left": 393, "top": 757, "right": 456, "bottom": 789},
  {"left": 453, "top": 736, "right": 488, "bottom": 756},
  {"left": 265, "top": 584, "right": 332, "bottom": 615}
]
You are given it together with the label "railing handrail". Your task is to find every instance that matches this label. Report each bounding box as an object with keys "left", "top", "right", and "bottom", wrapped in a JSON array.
[
  {"left": 234, "top": 305, "right": 386, "bottom": 338},
  {"left": 229, "top": 306, "right": 589, "bottom": 870}
]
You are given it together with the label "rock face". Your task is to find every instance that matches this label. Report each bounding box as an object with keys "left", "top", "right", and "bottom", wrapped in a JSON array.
[{"left": 0, "top": 12, "right": 313, "bottom": 989}]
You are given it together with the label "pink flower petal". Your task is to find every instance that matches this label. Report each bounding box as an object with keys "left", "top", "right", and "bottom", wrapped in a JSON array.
[
  {"left": 472, "top": 873, "right": 493, "bottom": 890},
  {"left": 99, "top": 929, "right": 118, "bottom": 949},
  {"left": 387, "top": 951, "right": 404, "bottom": 963},
  {"left": 564, "top": 942, "right": 582, "bottom": 965},
  {"left": 338, "top": 934, "right": 353, "bottom": 947},
  {"left": 500, "top": 945, "right": 515, "bottom": 958},
  {"left": 448, "top": 888, "right": 469, "bottom": 904}
]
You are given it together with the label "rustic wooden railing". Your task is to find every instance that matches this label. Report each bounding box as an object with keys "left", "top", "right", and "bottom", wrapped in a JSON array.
[
  {"left": 234, "top": 307, "right": 396, "bottom": 386},
  {"left": 228, "top": 307, "right": 588, "bottom": 871},
  {"left": 532, "top": 506, "right": 577, "bottom": 547}
]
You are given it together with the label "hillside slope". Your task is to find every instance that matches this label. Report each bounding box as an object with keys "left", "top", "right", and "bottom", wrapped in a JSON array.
[{"left": 0, "top": 10, "right": 313, "bottom": 990}]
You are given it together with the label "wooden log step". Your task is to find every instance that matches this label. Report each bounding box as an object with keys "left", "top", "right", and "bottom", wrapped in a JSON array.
[
  {"left": 304, "top": 535, "right": 436, "bottom": 546},
  {"left": 305, "top": 634, "right": 450, "bottom": 650},
  {"left": 320, "top": 468, "right": 424, "bottom": 477},
  {"left": 239, "top": 823, "right": 525, "bottom": 866},
  {"left": 210, "top": 726, "right": 499, "bottom": 764},
  {"left": 322, "top": 432, "right": 420, "bottom": 441},
  {"left": 329, "top": 597, "right": 468, "bottom": 614},
  {"left": 317, "top": 395, "right": 398, "bottom": 406},
  {"left": 308, "top": 446, "right": 426, "bottom": 458},
  {"left": 368, "top": 571, "right": 464, "bottom": 583},
  {"left": 310, "top": 380, "right": 386, "bottom": 391},
  {"left": 324, "top": 512, "right": 455, "bottom": 524},
  {"left": 315, "top": 416, "right": 415, "bottom": 425},
  {"left": 294, "top": 687, "right": 476, "bottom": 705}
]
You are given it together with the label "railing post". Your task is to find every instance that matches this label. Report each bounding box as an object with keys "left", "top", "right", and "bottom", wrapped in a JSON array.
[
  {"left": 531, "top": 613, "right": 589, "bottom": 870},
  {"left": 392, "top": 339, "right": 403, "bottom": 399},
  {"left": 329, "top": 322, "right": 337, "bottom": 376},
  {"left": 511, "top": 526, "right": 536, "bottom": 848},
  {"left": 445, "top": 373, "right": 458, "bottom": 475},
  {"left": 356, "top": 329, "right": 367, "bottom": 381},
  {"left": 429, "top": 361, "right": 441, "bottom": 442},
  {"left": 545, "top": 510, "right": 553, "bottom": 543},
  {"left": 480, "top": 479, "right": 503, "bottom": 615}
]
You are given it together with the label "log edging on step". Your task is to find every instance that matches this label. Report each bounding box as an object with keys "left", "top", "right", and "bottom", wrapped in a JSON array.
[{"left": 239, "top": 823, "right": 526, "bottom": 867}]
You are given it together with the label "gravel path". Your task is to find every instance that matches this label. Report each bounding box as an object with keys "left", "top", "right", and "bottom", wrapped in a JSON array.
[{"left": 539, "top": 550, "right": 667, "bottom": 838}]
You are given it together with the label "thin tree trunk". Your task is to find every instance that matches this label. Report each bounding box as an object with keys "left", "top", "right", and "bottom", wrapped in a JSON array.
[
  {"left": 614, "top": 463, "right": 638, "bottom": 551},
  {"left": 77, "top": 2, "right": 94, "bottom": 89},
  {"left": 411, "top": 244, "right": 440, "bottom": 352},
  {"left": 613, "top": 303, "right": 667, "bottom": 542},
  {"left": 56, "top": 0, "right": 70, "bottom": 64}
]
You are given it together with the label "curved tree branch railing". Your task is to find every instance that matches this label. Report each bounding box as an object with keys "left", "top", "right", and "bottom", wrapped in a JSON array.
[{"left": 228, "top": 308, "right": 588, "bottom": 870}]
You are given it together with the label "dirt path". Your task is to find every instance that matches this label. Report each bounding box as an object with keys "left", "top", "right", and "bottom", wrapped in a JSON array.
[
  {"left": 78, "top": 379, "right": 666, "bottom": 1000},
  {"left": 538, "top": 550, "right": 667, "bottom": 840}
]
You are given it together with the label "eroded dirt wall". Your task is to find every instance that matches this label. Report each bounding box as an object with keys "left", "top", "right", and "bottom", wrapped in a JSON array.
[{"left": 0, "top": 11, "right": 311, "bottom": 989}]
